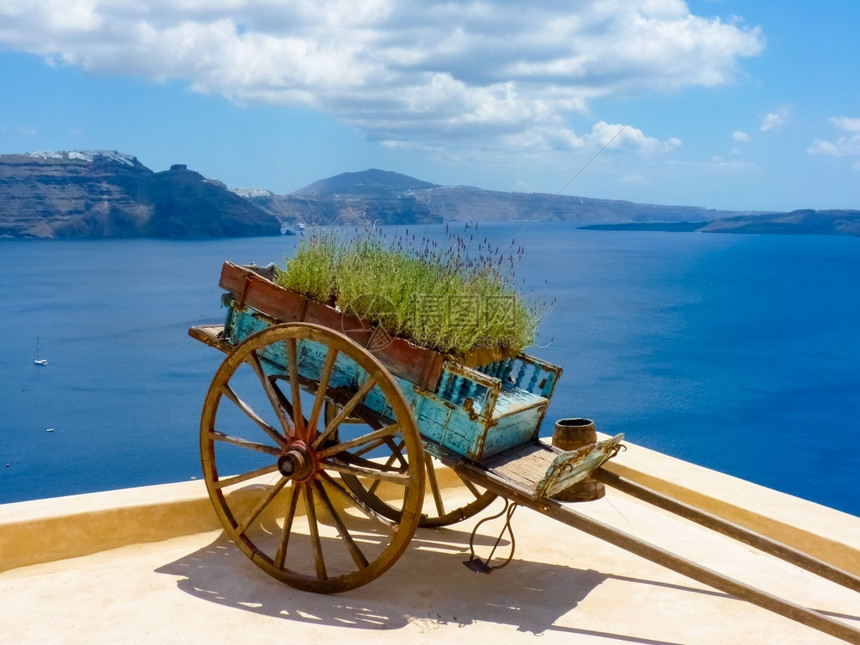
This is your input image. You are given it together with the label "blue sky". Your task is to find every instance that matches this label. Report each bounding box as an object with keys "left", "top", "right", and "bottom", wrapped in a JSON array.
[{"left": 1, "top": 1, "right": 858, "bottom": 212}]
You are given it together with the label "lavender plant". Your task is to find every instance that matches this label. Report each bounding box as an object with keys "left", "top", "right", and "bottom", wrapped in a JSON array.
[{"left": 277, "top": 225, "right": 544, "bottom": 357}]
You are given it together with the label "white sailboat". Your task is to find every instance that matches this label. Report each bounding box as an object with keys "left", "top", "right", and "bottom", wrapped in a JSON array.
[{"left": 34, "top": 337, "right": 48, "bottom": 366}]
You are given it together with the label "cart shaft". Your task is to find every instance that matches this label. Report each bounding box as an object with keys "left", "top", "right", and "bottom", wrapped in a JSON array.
[
  {"left": 456, "top": 461, "right": 860, "bottom": 644},
  {"left": 594, "top": 468, "right": 860, "bottom": 592}
]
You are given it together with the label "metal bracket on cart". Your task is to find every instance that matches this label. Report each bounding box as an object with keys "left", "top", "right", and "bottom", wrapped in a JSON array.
[{"left": 463, "top": 499, "right": 521, "bottom": 574}]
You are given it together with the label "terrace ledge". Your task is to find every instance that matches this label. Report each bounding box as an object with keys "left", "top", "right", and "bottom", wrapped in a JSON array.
[{"left": 1, "top": 438, "right": 856, "bottom": 575}]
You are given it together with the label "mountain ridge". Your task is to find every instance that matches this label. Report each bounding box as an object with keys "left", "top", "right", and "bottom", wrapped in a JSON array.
[
  {"left": 244, "top": 168, "right": 751, "bottom": 229},
  {"left": 1, "top": 153, "right": 857, "bottom": 238},
  {"left": 580, "top": 209, "right": 860, "bottom": 236},
  {"left": 299, "top": 168, "right": 439, "bottom": 196}
]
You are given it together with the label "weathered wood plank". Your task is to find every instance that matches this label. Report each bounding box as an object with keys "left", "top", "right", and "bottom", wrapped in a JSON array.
[
  {"left": 534, "top": 434, "right": 624, "bottom": 498},
  {"left": 219, "top": 261, "right": 306, "bottom": 323},
  {"left": 187, "top": 324, "right": 230, "bottom": 353},
  {"left": 481, "top": 442, "right": 558, "bottom": 490}
]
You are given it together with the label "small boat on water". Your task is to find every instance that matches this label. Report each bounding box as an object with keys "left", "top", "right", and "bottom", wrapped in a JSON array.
[{"left": 34, "top": 337, "right": 48, "bottom": 366}]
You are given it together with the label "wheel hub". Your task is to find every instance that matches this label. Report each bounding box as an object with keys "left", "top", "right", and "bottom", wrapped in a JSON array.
[{"left": 277, "top": 443, "right": 315, "bottom": 481}]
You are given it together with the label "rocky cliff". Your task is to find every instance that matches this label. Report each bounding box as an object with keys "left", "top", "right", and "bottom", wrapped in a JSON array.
[{"left": 0, "top": 152, "right": 279, "bottom": 238}]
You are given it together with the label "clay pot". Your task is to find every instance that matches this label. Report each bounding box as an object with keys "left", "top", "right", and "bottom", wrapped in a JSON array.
[
  {"left": 552, "top": 418, "right": 597, "bottom": 451},
  {"left": 551, "top": 418, "right": 606, "bottom": 502}
]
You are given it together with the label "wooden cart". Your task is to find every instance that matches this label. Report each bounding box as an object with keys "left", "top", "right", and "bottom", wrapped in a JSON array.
[{"left": 190, "top": 262, "right": 859, "bottom": 641}]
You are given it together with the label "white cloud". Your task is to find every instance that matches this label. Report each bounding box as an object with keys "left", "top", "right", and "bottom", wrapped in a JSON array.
[
  {"left": 829, "top": 116, "right": 860, "bottom": 133},
  {"left": 732, "top": 130, "right": 749, "bottom": 142},
  {"left": 585, "top": 121, "right": 682, "bottom": 153},
  {"left": 760, "top": 108, "right": 788, "bottom": 132},
  {"left": 0, "top": 0, "right": 763, "bottom": 157},
  {"left": 808, "top": 116, "right": 860, "bottom": 157}
]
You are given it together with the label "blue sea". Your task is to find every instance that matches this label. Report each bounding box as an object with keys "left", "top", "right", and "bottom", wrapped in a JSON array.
[{"left": 1, "top": 223, "right": 858, "bottom": 516}]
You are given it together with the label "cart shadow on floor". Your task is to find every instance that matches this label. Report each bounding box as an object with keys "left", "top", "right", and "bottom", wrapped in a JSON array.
[{"left": 154, "top": 524, "right": 734, "bottom": 643}]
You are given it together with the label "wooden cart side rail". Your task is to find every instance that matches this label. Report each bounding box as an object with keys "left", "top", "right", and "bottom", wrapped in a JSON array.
[
  {"left": 429, "top": 356, "right": 561, "bottom": 415},
  {"left": 466, "top": 354, "right": 560, "bottom": 446},
  {"left": 455, "top": 461, "right": 860, "bottom": 644},
  {"left": 218, "top": 261, "right": 445, "bottom": 391},
  {"left": 510, "top": 352, "right": 563, "bottom": 399},
  {"left": 439, "top": 360, "right": 502, "bottom": 418}
]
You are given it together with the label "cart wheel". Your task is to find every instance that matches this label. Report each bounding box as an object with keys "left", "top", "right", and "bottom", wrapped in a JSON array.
[
  {"left": 200, "top": 323, "right": 425, "bottom": 593},
  {"left": 329, "top": 403, "right": 497, "bottom": 527}
]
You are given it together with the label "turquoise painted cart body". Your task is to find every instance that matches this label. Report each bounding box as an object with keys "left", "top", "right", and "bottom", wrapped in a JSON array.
[{"left": 204, "top": 261, "right": 622, "bottom": 492}]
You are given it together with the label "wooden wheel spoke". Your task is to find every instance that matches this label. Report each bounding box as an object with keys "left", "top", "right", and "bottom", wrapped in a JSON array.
[
  {"left": 274, "top": 484, "right": 301, "bottom": 570},
  {"left": 382, "top": 436, "right": 409, "bottom": 470},
  {"left": 366, "top": 449, "right": 402, "bottom": 496},
  {"left": 316, "top": 423, "right": 399, "bottom": 460},
  {"left": 424, "top": 453, "right": 446, "bottom": 517},
  {"left": 285, "top": 338, "right": 305, "bottom": 440},
  {"left": 236, "top": 477, "right": 289, "bottom": 535},
  {"left": 319, "top": 472, "right": 396, "bottom": 530},
  {"left": 306, "top": 347, "right": 338, "bottom": 441},
  {"left": 321, "top": 456, "right": 411, "bottom": 485},
  {"left": 457, "top": 472, "right": 484, "bottom": 499},
  {"left": 352, "top": 437, "right": 387, "bottom": 457},
  {"left": 361, "top": 437, "right": 408, "bottom": 496},
  {"left": 248, "top": 350, "right": 294, "bottom": 435},
  {"left": 303, "top": 484, "right": 327, "bottom": 581},
  {"left": 221, "top": 383, "right": 287, "bottom": 448},
  {"left": 214, "top": 464, "right": 280, "bottom": 489},
  {"left": 312, "top": 377, "right": 377, "bottom": 449},
  {"left": 314, "top": 481, "right": 369, "bottom": 570},
  {"left": 211, "top": 430, "right": 282, "bottom": 456}
]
